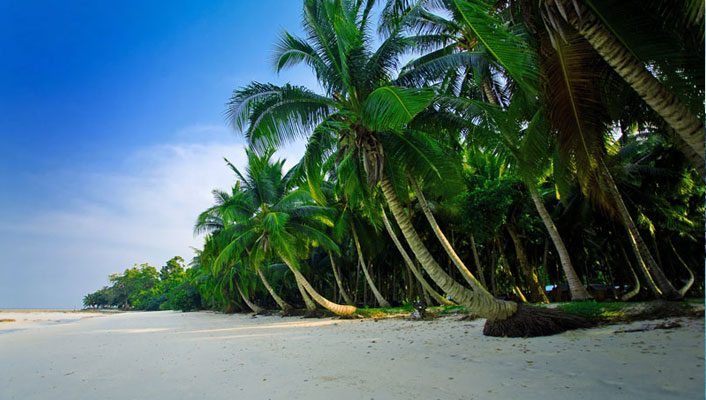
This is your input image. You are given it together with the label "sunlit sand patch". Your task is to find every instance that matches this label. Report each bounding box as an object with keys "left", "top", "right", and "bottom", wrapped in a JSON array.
[
  {"left": 182, "top": 318, "right": 353, "bottom": 334},
  {"left": 185, "top": 332, "right": 283, "bottom": 341},
  {"left": 87, "top": 328, "right": 170, "bottom": 334}
]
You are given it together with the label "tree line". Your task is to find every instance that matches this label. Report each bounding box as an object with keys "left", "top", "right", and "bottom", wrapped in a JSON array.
[
  {"left": 83, "top": 257, "right": 201, "bottom": 311},
  {"left": 85, "top": 0, "right": 703, "bottom": 337}
]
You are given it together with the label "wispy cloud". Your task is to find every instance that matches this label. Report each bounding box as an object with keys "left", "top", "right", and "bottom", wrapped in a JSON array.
[{"left": 0, "top": 135, "right": 306, "bottom": 308}]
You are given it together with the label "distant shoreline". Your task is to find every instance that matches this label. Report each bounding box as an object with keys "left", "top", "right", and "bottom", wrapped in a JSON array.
[{"left": 0, "top": 309, "right": 122, "bottom": 313}]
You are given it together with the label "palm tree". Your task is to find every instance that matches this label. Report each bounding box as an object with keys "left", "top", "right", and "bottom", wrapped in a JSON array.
[
  {"left": 194, "top": 165, "right": 297, "bottom": 314},
  {"left": 296, "top": 150, "right": 389, "bottom": 306},
  {"left": 209, "top": 148, "right": 356, "bottom": 316},
  {"left": 227, "top": 0, "right": 589, "bottom": 336},
  {"left": 383, "top": 0, "right": 591, "bottom": 301},
  {"left": 540, "top": 0, "right": 704, "bottom": 162},
  {"left": 535, "top": 20, "right": 683, "bottom": 299}
]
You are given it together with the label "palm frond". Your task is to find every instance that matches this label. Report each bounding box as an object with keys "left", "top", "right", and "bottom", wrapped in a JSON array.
[
  {"left": 362, "top": 85, "right": 435, "bottom": 130},
  {"left": 452, "top": 0, "right": 538, "bottom": 94},
  {"left": 226, "top": 82, "right": 335, "bottom": 151},
  {"left": 381, "top": 129, "right": 464, "bottom": 195},
  {"left": 539, "top": 28, "right": 611, "bottom": 209}
]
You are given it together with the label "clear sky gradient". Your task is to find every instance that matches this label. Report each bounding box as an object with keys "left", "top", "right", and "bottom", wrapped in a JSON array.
[{"left": 0, "top": 1, "right": 325, "bottom": 308}]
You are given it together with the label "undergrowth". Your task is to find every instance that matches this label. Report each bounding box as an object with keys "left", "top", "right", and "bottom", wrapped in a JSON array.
[{"left": 557, "top": 301, "right": 625, "bottom": 321}]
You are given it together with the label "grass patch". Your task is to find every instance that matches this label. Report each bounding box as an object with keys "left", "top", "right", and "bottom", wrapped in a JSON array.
[
  {"left": 558, "top": 300, "right": 702, "bottom": 324},
  {"left": 354, "top": 303, "right": 469, "bottom": 319},
  {"left": 355, "top": 304, "right": 414, "bottom": 318},
  {"left": 557, "top": 301, "right": 626, "bottom": 322},
  {"left": 0, "top": 319, "right": 16, "bottom": 323}
]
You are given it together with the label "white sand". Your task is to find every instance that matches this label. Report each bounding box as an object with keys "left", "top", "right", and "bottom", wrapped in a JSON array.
[
  {"left": 0, "top": 310, "right": 113, "bottom": 332},
  {"left": 0, "top": 310, "right": 702, "bottom": 399}
]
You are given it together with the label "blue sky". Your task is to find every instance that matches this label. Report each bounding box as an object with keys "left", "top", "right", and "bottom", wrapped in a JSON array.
[{"left": 0, "top": 1, "right": 326, "bottom": 308}]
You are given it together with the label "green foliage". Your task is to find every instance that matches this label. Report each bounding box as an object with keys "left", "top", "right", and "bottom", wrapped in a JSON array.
[
  {"left": 85, "top": 0, "right": 706, "bottom": 315},
  {"left": 83, "top": 256, "right": 201, "bottom": 312},
  {"left": 355, "top": 303, "right": 414, "bottom": 318},
  {"left": 557, "top": 301, "right": 626, "bottom": 321},
  {"left": 457, "top": 173, "right": 521, "bottom": 241},
  {"left": 362, "top": 86, "right": 435, "bottom": 131}
]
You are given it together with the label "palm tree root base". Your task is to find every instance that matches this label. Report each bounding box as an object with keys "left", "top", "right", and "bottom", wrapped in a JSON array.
[
  {"left": 279, "top": 308, "right": 296, "bottom": 317},
  {"left": 619, "top": 300, "right": 698, "bottom": 322},
  {"left": 252, "top": 310, "right": 271, "bottom": 317},
  {"left": 483, "top": 304, "right": 593, "bottom": 337}
]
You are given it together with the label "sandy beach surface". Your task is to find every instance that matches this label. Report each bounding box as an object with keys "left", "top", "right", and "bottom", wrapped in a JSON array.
[{"left": 0, "top": 310, "right": 703, "bottom": 400}]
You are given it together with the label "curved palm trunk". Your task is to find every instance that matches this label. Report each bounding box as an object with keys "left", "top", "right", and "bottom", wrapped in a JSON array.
[
  {"left": 351, "top": 226, "right": 391, "bottom": 308},
  {"left": 411, "top": 179, "right": 480, "bottom": 288},
  {"left": 282, "top": 258, "right": 357, "bottom": 316},
  {"left": 296, "top": 276, "right": 317, "bottom": 312},
  {"left": 381, "top": 175, "right": 517, "bottom": 321},
  {"left": 235, "top": 282, "right": 266, "bottom": 314},
  {"left": 625, "top": 227, "right": 662, "bottom": 297},
  {"left": 506, "top": 224, "right": 549, "bottom": 303},
  {"left": 555, "top": 0, "right": 705, "bottom": 160},
  {"left": 256, "top": 267, "right": 293, "bottom": 313},
  {"left": 381, "top": 209, "right": 453, "bottom": 306},
  {"left": 599, "top": 161, "right": 681, "bottom": 299},
  {"left": 469, "top": 234, "right": 488, "bottom": 289},
  {"left": 619, "top": 246, "right": 641, "bottom": 301},
  {"left": 328, "top": 251, "right": 354, "bottom": 305},
  {"left": 669, "top": 241, "right": 696, "bottom": 297},
  {"left": 528, "top": 185, "right": 591, "bottom": 301}
]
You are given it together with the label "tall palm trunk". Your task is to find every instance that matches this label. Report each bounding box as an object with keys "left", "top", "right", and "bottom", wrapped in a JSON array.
[
  {"left": 540, "top": 240, "right": 549, "bottom": 288},
  {"left": 381, "top": 209, "right": 453, "bottom": 306},
  {"left": 328, "top": 251, "right": 354, "bottom": 304},
  {"left": 625, "top": 226, "right": 662, "bottom": 297},
  {"left": 619, "top": 245, "right": 641, "bottom": 301},
  {"left": 296, "top": 276, "right": 317, "bottom": 312},
  {"left": 256, "top": 267, "right": 293, "bottom": 313},
  {"left": 496, "top": 235, "right": 528, "bottom": 303},
  {"left": 528, "top": 185, "right": 591, "bottom": 301},
  {"left": 469, "top": 234, "right": 488, "bottom": 289},
  {"left": 282, "top": 258, "right": 356, "bottom": 316},
  {"left": 351, "top": 225, "right": 391, "bottom": 308},
  {"left": 552, "top": 0, "right": 705, "bottom": 160},
  {"left": 506, "top": 224, "right": 549, "bottom": 303},
  {"left": 411, "top": 179, "right": 480, "bottom": 288},
  {"left": 235, "top": 282, "right": 266, "bottom": 314},
  {"left": 381, "top": 175, "right": 517, "bottom": 321},
  {"left": 599, "top": 161, "right": 681, "bottom": 299}
]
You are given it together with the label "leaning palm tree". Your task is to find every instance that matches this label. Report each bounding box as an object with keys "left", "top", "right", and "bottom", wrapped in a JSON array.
[
  {"left": 227, "top": 0, "right": 589, "bottom": 336},
  {"left": 195, "top": 167, "right": 297, "bottom": 314},
  {"left": 210, "top": 149, "right": 356, "bottom": 316},
  {"left": 539, "top": 0, "right": 704, "bottom": 162},
  {"left": 396, "top": 0, "right": 695, "bottom": 300},
  {"left": 534, "top": 21, "right": 682, "bottom": 299},
  {"left": 380, "top": 207, "right": 454, "bottom": 306},
  {"left": 302, "top": 155, "right": 391, "bottom": 307},
  {"left": 382, "top": 0, "right": 590, "bottom": 301}
]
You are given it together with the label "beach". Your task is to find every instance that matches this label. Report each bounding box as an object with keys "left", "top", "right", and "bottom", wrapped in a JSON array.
[{"left": 0, "top": 310, "right": 703, "bottom": 399}]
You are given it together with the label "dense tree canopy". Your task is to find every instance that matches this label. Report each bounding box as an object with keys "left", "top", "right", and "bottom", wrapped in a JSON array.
[{"left": 84, "top": 0, "right": 703, "bottom": 337}]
